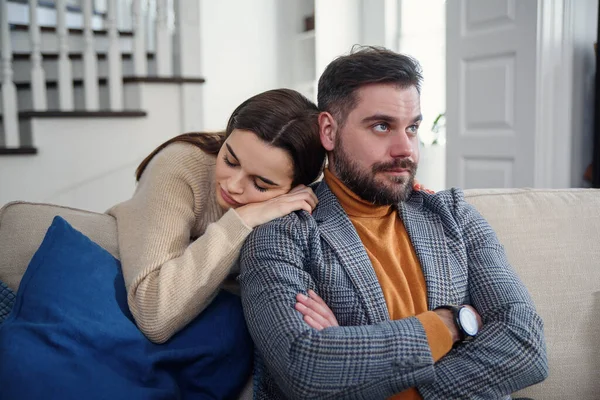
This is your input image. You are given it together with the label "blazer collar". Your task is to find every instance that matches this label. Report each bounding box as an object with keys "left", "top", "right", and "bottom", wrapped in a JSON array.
[
  {"left": 313, "top": 181, "right": 389, "bottom": 323},
  {"left": 313, "top": 181, "right": 455, "bottom": 314},
  {"left": 400, "top": 194, "right": 455, "bottom": 308}
]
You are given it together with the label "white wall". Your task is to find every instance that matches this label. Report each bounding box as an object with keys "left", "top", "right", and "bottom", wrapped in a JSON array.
[
  {"left": 0, "top": 84, "right": 182, "bottom": 212},
  {"left": 199, "top": 0, "right": 281, "bottom": 131},
  {"left": 570, "top": 0, "right": 598, "bottom": 187},
  {"left": 315, "top": 0, "right": 362, "bottom": 79},
  {"left": 399, "top": 0, "right": 446, "bottom": 191}
]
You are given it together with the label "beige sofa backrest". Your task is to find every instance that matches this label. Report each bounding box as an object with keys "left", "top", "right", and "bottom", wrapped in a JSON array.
[
  {"left": 465, "top": 189, "right": 600, "bottom": 400},
  {"left": 0, "top": 201, "right": 119, "bottom": 291},
  {"left": 1, "top": 188, "right": 599, "bottom": 400}
]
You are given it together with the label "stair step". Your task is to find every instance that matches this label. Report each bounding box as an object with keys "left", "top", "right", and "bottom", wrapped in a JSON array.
[
  {"left": 10, "top": 23, "right": 134, "bottom": 37},
  {"left": 12, "top": 52, "right": 156, "bottom": 61},
  {"left": 9, "top": 0, "right": 106, "bottom": 16},
  {"left": 0, "top": 110, "right": 148, "bottom": 122},
  {"left": 8, "top": 76, "right": 206, "bottom": 90},
  {"left": 11, "top": 52, "right": 158, "bottom": 84},
  {"left": 0, "top": 146, "right": 37, "bottom": 156}
]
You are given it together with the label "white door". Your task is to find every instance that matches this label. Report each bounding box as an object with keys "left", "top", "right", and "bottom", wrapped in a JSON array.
[{"left": 445, "top": 0, "right": 539, "bottom": 189}]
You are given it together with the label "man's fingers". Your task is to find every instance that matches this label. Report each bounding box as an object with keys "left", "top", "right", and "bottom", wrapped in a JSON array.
[
  {"left": 295, "top": 302, "right": 330, "bottom": 328},
  {"left": 296, "top": 292, "right": 340, "bottom": 328},
  {"left": 308, "top": 289, "right": 326, "bottom": 305},
  {"left": 303, "top": 315, "right": 324, "bottom": 331},
  {"left": 297, "top": 292, "right": 330, "bottom": 316}
]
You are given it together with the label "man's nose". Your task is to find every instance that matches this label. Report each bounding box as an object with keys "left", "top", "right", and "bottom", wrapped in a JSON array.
[{"left": 389, "top": 132, "right": 414, "bottom": 159}]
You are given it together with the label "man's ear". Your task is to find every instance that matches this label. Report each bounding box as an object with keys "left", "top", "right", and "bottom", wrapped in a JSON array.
[{"left": 318, "top": 112, "right": 337, "bottom": 151}]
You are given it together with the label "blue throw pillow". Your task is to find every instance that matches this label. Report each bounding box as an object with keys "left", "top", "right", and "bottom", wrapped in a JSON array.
[{"left": 0, "top": 216, "right": 252, "bottom": 400}]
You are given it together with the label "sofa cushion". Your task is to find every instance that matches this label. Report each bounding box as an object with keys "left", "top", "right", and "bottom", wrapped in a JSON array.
[
  {"left": 0, "top": 216, "right": 253, "bottom": 399},
  {"left": 465, "top": 188, "right": 600, "bottom": 400},
  {"left": 0, "top": 201, "right": 119, "bottom": 291}
]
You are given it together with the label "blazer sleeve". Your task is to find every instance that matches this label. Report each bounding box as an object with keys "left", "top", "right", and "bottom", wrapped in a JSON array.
[
  {"left": 239, "top": 214, "right": 436, "bottom": 400},
  {"left": 418, "top": 189, "right": 548, "bottom": 399}
]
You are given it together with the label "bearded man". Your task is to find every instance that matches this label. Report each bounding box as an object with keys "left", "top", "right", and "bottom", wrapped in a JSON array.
[{"left": 239, "top": 46, "right": 548, "bottom": 400}]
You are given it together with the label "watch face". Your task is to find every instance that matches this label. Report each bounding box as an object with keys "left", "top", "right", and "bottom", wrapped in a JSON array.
[{"left": 459, "top": 307, "right": 479, "bottom": 336}]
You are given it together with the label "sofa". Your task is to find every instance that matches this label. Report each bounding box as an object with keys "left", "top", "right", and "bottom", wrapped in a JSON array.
[{"left": 1, "top": 188, "right": 599, "bottom": 399}]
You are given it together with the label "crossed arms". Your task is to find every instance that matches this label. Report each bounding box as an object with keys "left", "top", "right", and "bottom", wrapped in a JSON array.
[{"left": 239, "top": 191, "right": 548, "bottom": 399}]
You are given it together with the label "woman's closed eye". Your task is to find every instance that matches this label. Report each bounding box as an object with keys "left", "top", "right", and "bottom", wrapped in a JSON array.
[
  {"left": 253, "top": 181, "right": 268, "bottom": 192},
  {"left": 223, "top": 154, "right": 238, "bottom": 167}
]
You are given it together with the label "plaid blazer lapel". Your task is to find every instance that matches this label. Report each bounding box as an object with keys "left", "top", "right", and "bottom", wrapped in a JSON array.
[
  {"left": 313, "top": 181, "right": 390, "bottom": 324},
  {"left": 400, "top": 194, "right": 457, "bottom": 309}
]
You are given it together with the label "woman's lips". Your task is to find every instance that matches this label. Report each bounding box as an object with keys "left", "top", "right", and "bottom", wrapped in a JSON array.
[{"left": 220, "top": 186, "right": 242, "bottom": 207}]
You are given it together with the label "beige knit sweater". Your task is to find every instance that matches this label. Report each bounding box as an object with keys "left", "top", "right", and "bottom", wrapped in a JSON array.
[{"left": 107, "top": 142, "right": 253, "bottom": 344}]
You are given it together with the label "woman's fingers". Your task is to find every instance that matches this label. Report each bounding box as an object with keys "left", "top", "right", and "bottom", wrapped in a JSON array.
[
  {"left": 289, "top": 184, "right": 307, "bottom": 193},
  {"left": 286, "top": 186, "right": 318, "bottom": 208}
]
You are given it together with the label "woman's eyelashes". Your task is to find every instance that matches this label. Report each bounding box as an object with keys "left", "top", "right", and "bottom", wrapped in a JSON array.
[
  {"left": 253, "top": 183, "right": 268, "bottom": 192},
  {"left": 223, "top": 155, "right": 269, "bottom": 192},
  {"left": 223, "top": 154, "right": 237, "bottom": 167}
]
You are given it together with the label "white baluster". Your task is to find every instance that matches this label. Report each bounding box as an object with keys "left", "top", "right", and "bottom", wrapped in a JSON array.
[
  {"left": 107, "top": 0, "right": 123, "bottom": 110},
  {"left": 155, "top": 0, "right": 172, "bottom": 76},
  {"left": 82, "top": 0, "right": 99, "bottom": 110},
  {"left": 173, "top": 0, "right": 203, "bottom": 132},
  {"left": 56, "top": 0, "right": 74, "bottom": 110},
  {"left": 146, "top": 0, "right": 156, "bottom": 54},
  {"left": 132, "top": 0, "right": 147, "bottom": 75},
  {"left": 1, "top": 0, "right": 19, "bottom": 147},
  {"left": 29, "top": 0, "right": 47, "bottom": 110}
]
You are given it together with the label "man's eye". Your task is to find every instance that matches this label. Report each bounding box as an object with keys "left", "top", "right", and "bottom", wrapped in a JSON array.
[
  {"left": 407, "top": 125, "right": 419, "bottom": 134},
  {"left": 373, "top": 123, "right": 389, "bottom": 133}
]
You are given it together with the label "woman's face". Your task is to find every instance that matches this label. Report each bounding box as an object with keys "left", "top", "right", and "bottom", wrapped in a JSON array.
[{"left": 215, "top": 129, "right": 294, "bottom": 210}]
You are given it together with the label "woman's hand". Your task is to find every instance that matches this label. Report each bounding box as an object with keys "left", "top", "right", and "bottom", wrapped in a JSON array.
[
  {"left": 295, "top": 290, "right": 339, "bottom": 330},
  {"left": 413, "top": 180, "right": 435, "bottom": 194},
  {"left": 235, "top": 185, "right": 318, "bottom": 228}
]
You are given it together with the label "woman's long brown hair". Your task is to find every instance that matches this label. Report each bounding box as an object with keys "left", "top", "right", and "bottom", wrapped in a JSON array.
[
  {"left": 135, "top": 89, "right": 326, "bottom": 186},
  {"left": 135, "top": 131, "right": 225, "bottom": 181}
]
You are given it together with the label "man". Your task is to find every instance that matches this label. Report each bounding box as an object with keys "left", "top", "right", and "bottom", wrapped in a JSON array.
[{"left": 239, "top": 47, "right": 548, "bottom": 399}]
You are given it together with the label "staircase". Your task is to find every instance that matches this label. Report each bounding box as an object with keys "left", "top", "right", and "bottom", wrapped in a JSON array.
[{"left": 0, "top": 0, "right": 205, "bottom": 212}]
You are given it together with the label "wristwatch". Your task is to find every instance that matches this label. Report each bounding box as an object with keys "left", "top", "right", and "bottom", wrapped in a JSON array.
[{"left": 435, "top": 305, "right": 479, "bottom": 342}]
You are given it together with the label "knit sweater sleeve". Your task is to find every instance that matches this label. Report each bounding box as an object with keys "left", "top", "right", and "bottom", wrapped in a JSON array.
[{"left": 108, "top": 143, "right": 253, "bottom": 343}]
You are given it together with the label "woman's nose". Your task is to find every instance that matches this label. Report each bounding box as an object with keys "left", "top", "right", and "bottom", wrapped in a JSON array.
[{"left": 226, "top": 172, "right": 244, "bottom": 194}]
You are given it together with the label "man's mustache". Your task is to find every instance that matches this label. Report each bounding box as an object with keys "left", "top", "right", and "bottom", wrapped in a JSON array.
[{"left": 372, "top": 158, "right": 417, "bottom": 174}]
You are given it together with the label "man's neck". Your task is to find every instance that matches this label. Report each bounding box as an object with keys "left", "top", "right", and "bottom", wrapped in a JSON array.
[{"left": 323, "top": 169, "right": 393, "bottom": 218}]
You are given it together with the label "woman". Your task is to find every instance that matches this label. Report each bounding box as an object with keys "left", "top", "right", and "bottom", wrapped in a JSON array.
[{"left": 107, "top": 89, "right": 327, "bottom": 345}]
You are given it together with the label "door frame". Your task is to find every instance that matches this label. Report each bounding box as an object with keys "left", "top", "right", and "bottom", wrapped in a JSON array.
[{"left": 534, "top": 0, "right": 574, "bottom": 188}]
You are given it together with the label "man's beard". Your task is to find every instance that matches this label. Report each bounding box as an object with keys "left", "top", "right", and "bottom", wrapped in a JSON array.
[{"left": 331, "top": 137, "right": 417, "bottom": 206}]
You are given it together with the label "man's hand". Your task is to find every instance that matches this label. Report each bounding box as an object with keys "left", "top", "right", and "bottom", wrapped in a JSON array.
[
  {"left": 295, "top": 290, "right": 339, "bottom": 330},
  {"left": 434, "top": 305, "right": 482, "bottom": 344}
]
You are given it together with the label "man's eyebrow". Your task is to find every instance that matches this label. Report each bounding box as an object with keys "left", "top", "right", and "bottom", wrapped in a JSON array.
[
  {"left": 256, "top": 176, "right": 279, "bottom": 186},
  {"left": 361, "top": 114, "right": 398, "bottom": 124},
  {"left": 225, "top": 144, "right": 238, "bottom": 161},
  {"left": 360, "top": 114, "right": 423, "bottom": 124},
  {"left": 412, "top": 114, "right": 423, "bottom": 124}
]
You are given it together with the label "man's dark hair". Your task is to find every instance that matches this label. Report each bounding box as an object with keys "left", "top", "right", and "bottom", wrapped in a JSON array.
[{"left": 317, "top": 46, "right": 423, "bottom": 125}]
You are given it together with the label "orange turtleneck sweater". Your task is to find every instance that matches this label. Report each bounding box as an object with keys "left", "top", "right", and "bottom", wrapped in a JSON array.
[{"left": 323, "top": 169, "right": 452, "bottom": 400}]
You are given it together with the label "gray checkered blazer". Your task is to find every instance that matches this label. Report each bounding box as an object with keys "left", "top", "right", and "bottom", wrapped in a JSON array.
[{"left": 239, "top": 181, "right": 548, "bottom": 400}]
